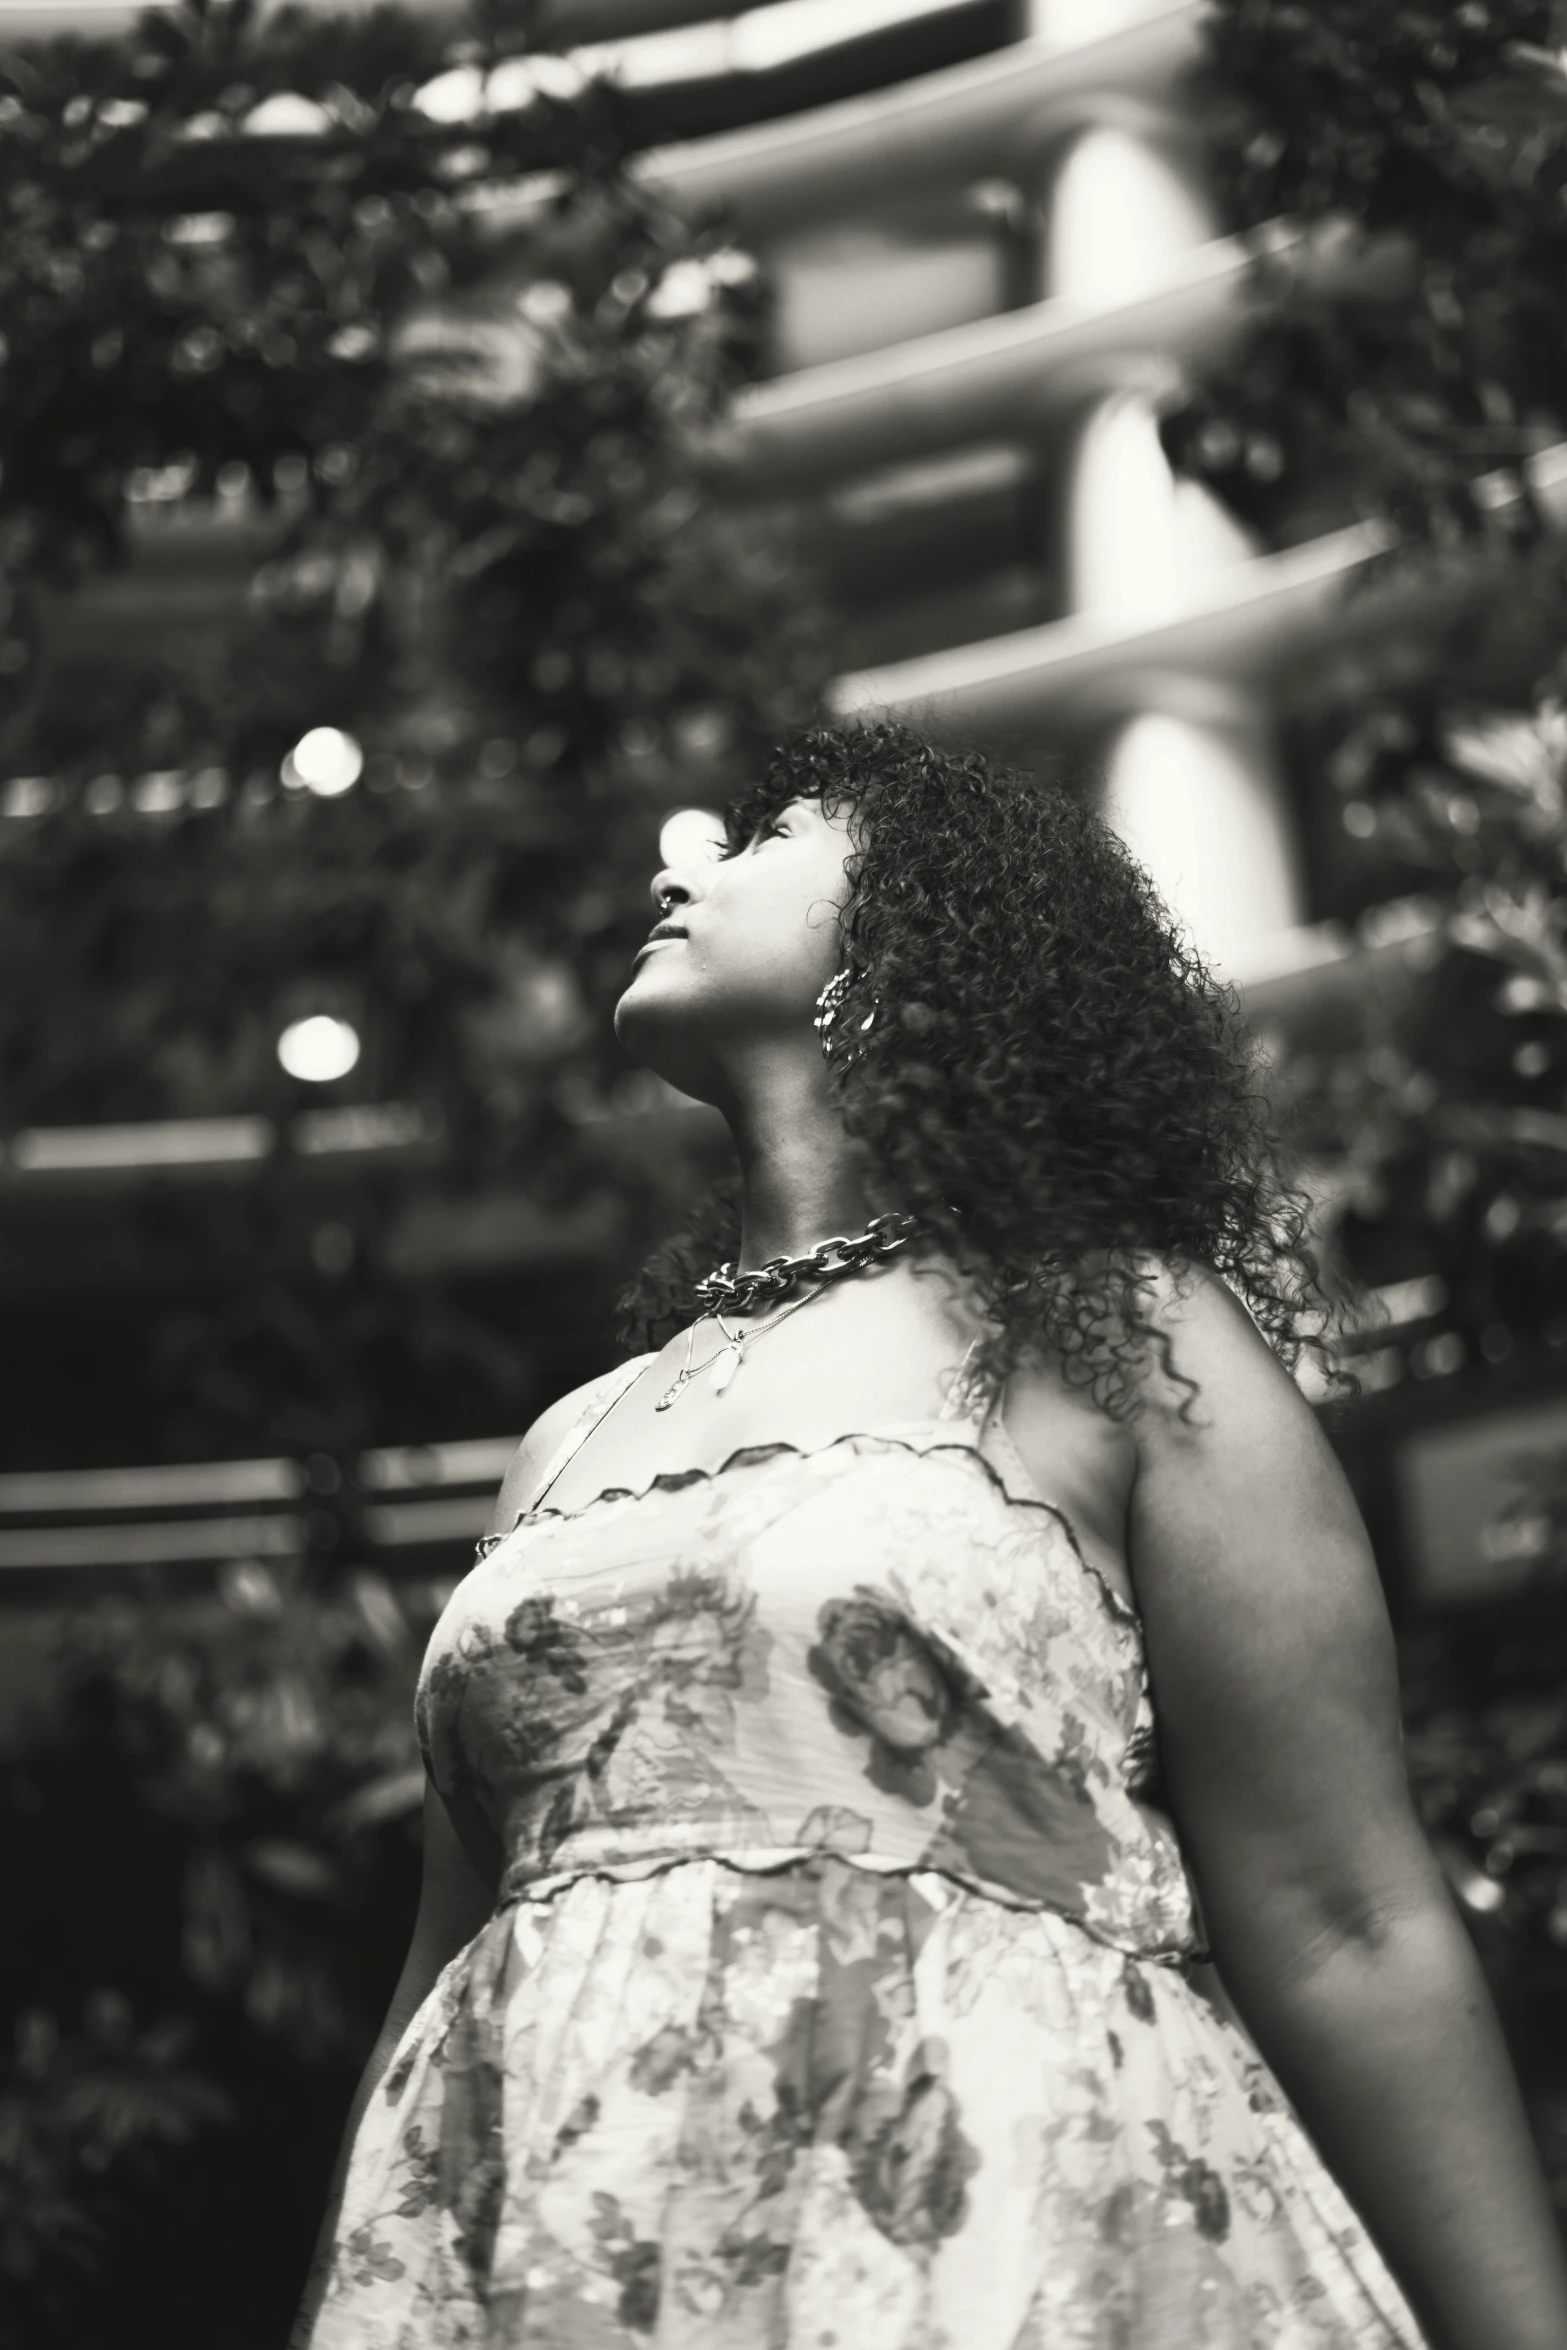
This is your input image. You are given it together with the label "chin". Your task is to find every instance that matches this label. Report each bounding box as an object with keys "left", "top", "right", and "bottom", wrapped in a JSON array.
[
  {"left": 611, "top": 979, "right": 653, "bottom": 1044},
  {"left": 612, "top": 997, "right": 718, "bottom": 1110},
  {"left": 612, "top": 981, "right": 675, "bottom": 1066}
]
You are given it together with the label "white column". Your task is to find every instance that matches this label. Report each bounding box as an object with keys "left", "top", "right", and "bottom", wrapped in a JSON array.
[
  {"left": 1058, "top": 379, "right": 1254, "bottom": 623},
  {"left": 1032, "top": 113, "right": 1308, "bottom": 976},
  {"left": 1097, "top": 694, "right": 1306, "bottom": 975},
  {"left": 1040, "top": 118, "right": 1218, "bottom": 309}
]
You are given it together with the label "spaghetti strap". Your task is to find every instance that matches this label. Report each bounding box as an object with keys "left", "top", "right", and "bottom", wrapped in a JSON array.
[
  {"left": 475, "top": 1356, "right": 654, "bottom": 1558},
  {"left": 526, "top": 1355, "right": 653, "bottom": 1516},
  {"left": 937, "top": 1328, "right": 998, "bottom": 1425}
]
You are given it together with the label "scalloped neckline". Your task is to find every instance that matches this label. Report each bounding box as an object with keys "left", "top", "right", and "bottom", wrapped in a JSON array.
[
  {"left": 519, "top": 1416, "right": 960, "bottom": 1526},
  {"left": 512, "top": 1420, "right": 1141, "bottom": 1636}
]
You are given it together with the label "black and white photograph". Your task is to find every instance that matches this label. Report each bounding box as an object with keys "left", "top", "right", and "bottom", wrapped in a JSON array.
[{"left": 3, "top": 3, "right": 1567, "bottom": 2345}]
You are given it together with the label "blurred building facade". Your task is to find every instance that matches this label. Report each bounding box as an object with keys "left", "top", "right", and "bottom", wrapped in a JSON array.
[{"left": 3, "top": 0, "right": 1564, "bottom": 1613}]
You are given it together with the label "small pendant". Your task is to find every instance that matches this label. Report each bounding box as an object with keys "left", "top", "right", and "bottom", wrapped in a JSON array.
[
  {"left": 654, "top": 1373, "right": 687, "bottom": 1411},
  {"left": 708, "top": 1343, "right": 742, "bottom": 1395}
]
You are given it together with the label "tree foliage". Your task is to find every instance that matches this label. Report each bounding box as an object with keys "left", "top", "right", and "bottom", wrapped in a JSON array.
[
  {"left": 0, "top": 1561, "right": 441, "bottom": 2350},
  {"left": 1170, "top": 2, "right": 1567, "bottom": 549},
  {"left": 0, "top": 0, "right": 824, "bottom": 1451},
  {"left": 1285, "top": 681, "right": 1567, "bottom": 1356}
]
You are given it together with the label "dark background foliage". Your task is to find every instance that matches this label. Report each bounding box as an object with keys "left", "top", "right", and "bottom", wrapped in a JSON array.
[
  {"left": 0, "top": 1563, "right": 436, "bottom": 2350},
  {"left": 0, "top": 0, "right": 826, "bottom": 1465},
  {"left": 1169, "top": 0, "right": 1567, "bottom": 550}
]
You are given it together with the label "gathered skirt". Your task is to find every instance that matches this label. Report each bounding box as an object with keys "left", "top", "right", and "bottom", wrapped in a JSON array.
[{"left": 305, "top": 1854, "right": 1426, "bottom": 2350}]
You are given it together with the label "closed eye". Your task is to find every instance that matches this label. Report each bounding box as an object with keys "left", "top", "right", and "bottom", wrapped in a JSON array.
[{"left": 719, "top": 817, "right": 786, "bottom": 858}]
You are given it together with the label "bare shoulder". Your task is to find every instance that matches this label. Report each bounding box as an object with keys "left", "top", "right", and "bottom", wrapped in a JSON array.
[
  {"left": 1125, "top": 1251, "right": 1382, "bottom": 1631},
  {"left": 481, "top": 1366, "right": 627, "bottom": 1541},
  {"left": 1130, "top": 1252, "right": 1308, "bottom": 1435},
  {"left": 995, "top": 1257, "right": 1291, "bottom": 1594}
]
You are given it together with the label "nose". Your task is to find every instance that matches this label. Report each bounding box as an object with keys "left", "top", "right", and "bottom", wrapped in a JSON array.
[
  {"left": 649, "top": 841, "right": 720, "bottom": 915},
  {"left": 648, "top": 863, "right": 690, "bottom": 918}
]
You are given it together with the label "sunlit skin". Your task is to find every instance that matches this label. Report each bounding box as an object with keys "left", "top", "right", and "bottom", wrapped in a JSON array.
[{"left": 612, "top": 797, "right": 887, "bottom": 1277}]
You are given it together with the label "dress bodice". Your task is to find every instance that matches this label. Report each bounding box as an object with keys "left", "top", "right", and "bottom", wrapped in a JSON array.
[{"left": 415, "top": 1346, "right": 1205, "bottom": 1965}]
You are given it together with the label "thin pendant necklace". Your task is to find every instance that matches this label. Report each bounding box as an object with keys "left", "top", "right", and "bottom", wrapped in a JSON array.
[
  {"left": 654, "top": 1284, "right": 825, "bottom": 1411},
  {"left": 657, "top": 1208, "right": 924, "bottom": 1412}
]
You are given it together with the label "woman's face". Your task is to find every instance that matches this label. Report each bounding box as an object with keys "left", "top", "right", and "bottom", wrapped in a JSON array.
[{"left": 613, "top": 795, "right": 854, "bottom": 1105}]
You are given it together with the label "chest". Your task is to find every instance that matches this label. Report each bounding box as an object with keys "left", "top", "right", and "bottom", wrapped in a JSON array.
[
  {"left": 537, "top": 1329, "right": 1140, "bottom": 1620},
  {"left": 540, "top": 1278, "right": 985, "bottom": 1516}
]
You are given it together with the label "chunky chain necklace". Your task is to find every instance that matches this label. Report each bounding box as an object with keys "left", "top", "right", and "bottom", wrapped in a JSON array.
[
  {"left": 693, "top": 1210, "right": 921, "bottom": 1314},
  {"left": 655, "top": 1209, "right": 923, "bottom": 1412}
]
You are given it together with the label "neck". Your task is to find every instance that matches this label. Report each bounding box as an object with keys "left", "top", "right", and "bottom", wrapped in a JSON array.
[
  {"left": 734, "top": 1136, "right": 879, "bottom": 1275},
  {"left": 719, "top": 1046, "right": 879, "bottom": 1273}
]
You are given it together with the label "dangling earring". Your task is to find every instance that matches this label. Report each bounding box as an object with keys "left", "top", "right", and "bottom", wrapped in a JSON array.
[{"left": 814, "top": 967, "right": 877, "bottom": 1061}]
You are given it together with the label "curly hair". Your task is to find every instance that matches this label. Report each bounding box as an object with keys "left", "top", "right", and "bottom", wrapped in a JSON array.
[{"left": 616, "top": 720, "right": 1348, "bottom": 1422}]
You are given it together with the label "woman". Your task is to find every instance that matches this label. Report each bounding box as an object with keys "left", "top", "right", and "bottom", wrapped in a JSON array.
[{"left": 293, "top": 724, "right": 1567, "bottom": 2349}]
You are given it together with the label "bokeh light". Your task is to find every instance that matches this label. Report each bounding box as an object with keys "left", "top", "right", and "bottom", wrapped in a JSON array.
[
  {"left": 657, "top": 805, "right": 726, "bottom": 871},
  {"left": 277, "top": 1014, "right": 361, "bottom": 1082},
  {"left": 281, "top": 727, "right": 364, "bottom": 797}
]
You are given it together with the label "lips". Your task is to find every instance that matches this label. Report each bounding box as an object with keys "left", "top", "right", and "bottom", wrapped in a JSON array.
[{"left": 634, "top": 926, "right": 686, "bottom": 961}]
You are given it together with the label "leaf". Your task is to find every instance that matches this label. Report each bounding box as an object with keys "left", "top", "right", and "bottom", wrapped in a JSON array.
[
  {"left": 181, "top": 1848, "right": 250, "bottom": 1989},
  {"left": 240, "top": 1837, "right": 336, "bottom": 1897},
  {"left": 333, "top": 1765, "right": 424, "bottom": 1834}
]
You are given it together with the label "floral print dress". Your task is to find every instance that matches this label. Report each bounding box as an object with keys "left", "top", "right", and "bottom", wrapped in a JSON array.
[{"left": 302, "top": 1341, "right": 1430, "bottom": 2350}]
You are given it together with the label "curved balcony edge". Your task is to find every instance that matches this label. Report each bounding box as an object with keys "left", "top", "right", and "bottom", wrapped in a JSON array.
[
  {"left": 828, "top": 442, "right": 1567, "bottom": 736},
  {"left": 726, "top": 222, "right": 1409, "bottom": 493}
]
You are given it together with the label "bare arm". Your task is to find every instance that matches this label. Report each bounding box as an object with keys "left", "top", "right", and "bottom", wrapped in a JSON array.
[
  {"left": 288, "top": 1781, "right": 498, "bottom": 2346},
  {"left": 1128, "top": 1262, "right": 1567, "bottom": 2350}
]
